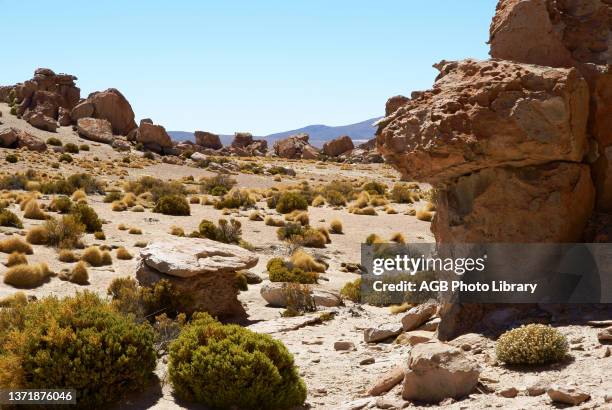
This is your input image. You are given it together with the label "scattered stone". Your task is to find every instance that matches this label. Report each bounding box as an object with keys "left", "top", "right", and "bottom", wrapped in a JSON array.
[
  {"left": 597, "top": 326, "right": 612, "bottom": 343},
  {"left": 367, "top": 366, "right": 404, "bottom": 396},
  {"left": 417, "top": 317, "right": 440, "bottom": 332},
  {"left": 359, "top": 357, "right": 375, "bottom": 366},
  {"left": 547, "top": 386, "right": 590, "bottom": 406},
  {"left": 402, "top": 341, "right": 480, "bottom": 403},
  {"left": 448, "top": 333, "right": 488, "bottom": 352},
  {"left": 334, "top": 341, "right": 355, "bottom": 351},
  {"left": 498, "top": 387, "right": 518, "bottom": 398},
  {"left": 363, "top": 323, "right": 402, "bottom": 343},
  {"left": 338, "top": 398, "right": 373, "bottom": 410},
  {"left": 401, "top": 302, "right": 436, "bottom": 331},
  {"left": 248, "top": 313, "right": 330, "bottom": 334},
  {"left": 395, "top": 330, "right": 434, "bottom": 346},
  {"left": 242, "top": 270, "right": 262, "bottom": 284}
]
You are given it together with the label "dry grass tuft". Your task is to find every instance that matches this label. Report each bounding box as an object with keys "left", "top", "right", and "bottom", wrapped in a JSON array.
[
  {"left": 60, "top": 261, "right": 89, "bottom": 285},
  {"left": 116, "top": 247, "right": 133, "bottom": 260},
  {"left": 128, "top": 227, "right": 142, "bottom": 235},
  {"left": 249, "top": 211, "right": 263, "bottom": 221},
  {"left": 81, "top": 246, "right": 112, "bottom": 267},
  {"left": 264, "top": 216, "right": 285, "bottom": 227},
  {"left": 312, "top": 195, "right": 325, "bottom": 207},
  {"left": 170, "top": 226, "right": 185, "bottom": 236},
  {"left": 5, "top": 252, "right": 27, "bottom": 267},
  {"left": 389, "top": 303, "right": 412, "bottom": 314},
  {"left": 390, "top": 232, "right": 406, "bottom": 244},
  {"left": 71, "top": 189, "right": 87, "bottom": 202},
  {"left": 112, "top": 201, "right": 128, "bottom": 212},
  {"left": 23, "top": 200, "right": 47, "bottom": 220},
  {"left": 58, "top": 249, "right": 78, "bottom": 262},
  {"left": 416, "top": 209, "right": 435, "bottom": 222},
  {"left": 0, "top": 237, "right": 33, "bottom": 254},
  {"left": 329, "top": 219, "right": 343, "bottom": 234},
  {"left": 3, "top": 263, "right": 53, "bottom": 288},
  {"left": 290, "top": 249, "right": 326, "bottom": 273},
  {"left": 285, "top": 210, "right": 309, "bottom": 226},
  {"left": 26, "top": 226, "right": 49, "bottom": 245}
]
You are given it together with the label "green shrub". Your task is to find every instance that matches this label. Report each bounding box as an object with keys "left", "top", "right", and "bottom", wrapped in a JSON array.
[
  {"left": 0, "top": 292, "right": 156, "bottom": 408},
  {"left": 198, "top": 218, "right": 242, "bottom": 244},
  {"left": 108, "top": 277, "right": 188, "bottom": 320},
  {"left": 71, "top": 203, "right": 102, "bottom": 233},
  {"left": 496, "top": 324, "right": 568, "bottom": 365},
  {"left": 276, "top": 223, "right": 327, "bottom": 248},
  {"left": 124, "top": 176, "right": 185, "bottom": 202},
  {"left": 266, "top": 257, "right": 318, "bottom": 284},
  {"left": 46, "top": 137, "right": 62, "bottom": 146},
  {"left": 275, "top": 191, "right": 308, "bottom": 214},
  {"left": 0, "top": 209, "right": 23, "bottom": 228},
  {"left": 59, "top": 153, "right": 73, "bottom": 163},
  {"left": 0, "top": 174, "right": 28, "bottom": 190},
  {"left": 168, "top": 312, "right": 306, "bottom": 409},
  {"left": 362, "top": 181, "right": 387, "bottom": 195},
  {"left": 340, "top": 278, "right": 361, "bottom": 302},
  {"left": 43, "top": 215, "right": 85, "bottom": 249},
  {"left": 153, "top": 194, "right": 190, "bottom": 216},
  {"left": 5, "top": 154, "right": 18, "bottom": 163},
  {"left": 104, "top": 191, "right": 123, "bottom": 203},
  {"left": 49, "top": 196, "right": 73, "bottom": 213},
  {"left": 64, "top": 143, "right": 79, "bottom": 153},
  {"left": 200, "top": 174, "right": 236, "bottom": 195},
  {"left": 214, "top": 188, "right": 254, "bottom": 210},
  {"left": 79, "top": 144, "right": 90, "bottom": 151}
]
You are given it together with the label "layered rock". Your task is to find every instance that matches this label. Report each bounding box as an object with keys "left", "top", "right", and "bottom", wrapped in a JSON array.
[
  {"left": 136, "top": 237, "right": 258, "bottom": 320},
  {"left": 76, "top": 118, "right": 114, "bottom": 144},
  {"left": 322, "top": 135, "right": 354, "bottom": 157},
  {"left": 0, "top": 127, "right": 47, "bottom": 152},
  {"left": 71, "top": 88, "right": 137, "bottom": 135},
  {"left": 194, "top": 131, "right": 222, "bottom": 149},
  {"left": 274, "top": 133, "right": 320, "bottom": 159}
]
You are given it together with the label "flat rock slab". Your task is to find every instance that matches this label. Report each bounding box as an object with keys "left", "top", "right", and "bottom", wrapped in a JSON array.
[{"left": 247, "top": 312, "right": 333, "bottom": 334}]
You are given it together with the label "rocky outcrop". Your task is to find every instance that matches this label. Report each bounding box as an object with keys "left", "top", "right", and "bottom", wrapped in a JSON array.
[
  {"left": 72, "top": 88, "right": 137, "bottom": 135},
  {"left": 134, "top": 121, "right": 173, "bottom": 153},
  {"left": 323, "top": 135, "right": 354, "bottom": 157},
  {"left": 0, "top": 127, "right": 46, "bottom": 152},
  {"left": 402, "top": 341, "right": 480, "bottom": 402},
  {"left": 229, "top": 132, "right": 267, "bottom": 156},
  {"left": 76, "top": 118, "right": 114, "bottom": 144},
  {"left": 195, "top": 131, "right": 222, "bottom": 149},
  {"left": 274, "top": 133, "right": 320, "bottom": 160},
  {"left": 489, "top": 0, "right": 611, "bottom": 68},
  {"left": 3, "top": 68, "right": 80, "bottom": 132},
  {"left": 136, "top": 237, "right": 258, "bottom": 320}
]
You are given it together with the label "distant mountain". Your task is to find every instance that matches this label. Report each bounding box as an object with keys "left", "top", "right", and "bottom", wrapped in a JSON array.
[{"left": 168, "top": 117, "right": 381, "bottom": 148}]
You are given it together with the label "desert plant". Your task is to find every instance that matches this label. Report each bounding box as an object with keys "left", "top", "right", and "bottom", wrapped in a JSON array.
[
  {"left": 81, "top": 246, "right": 112, "bottom": 267},
  {"left": 266, "top": 257, "right": 318, "bottom": 284},
  {"left": 290, "top": 249, "right": 326, "bottom": 273},
  {"left": 104, "top": 191, "right": 123, "bottom": 203},
  {"left": 128, "top": 227, "right": 142, "bottom": 235},
  {"left": 71, "top": 189, "right": 87, "bottom": 202},
  {"left": 116, "top": 247, "right": 133, "bottom": 260},
  {"left": 168, "top": 312, "right": 307, "bottom": 409},
  {"left": 79, "top": 144, "right": 90, "bottom": 151},
  {"left": 43, "top": 215, "right": 85, "bottom": 249},
  {"left": 64, "top": 143, "right": 80, "bottom": 153},
  {"left": 496, "top": 324, "right": 568, "bottom": 365},
  {"left": 46, "top": 137, "right": 62, "bottom": 146},
  {"left": 60, "top": 261, "right": 89, "bottom": 285},
  {"left": 0, "top": 237, "right": 33, "bottom": 254},
  {"left": 23, "top": 200, "right": 46, "bottom": 220},
  {"left": 365, "top": 233, "right": 383, "bottom": 245},
  {"left": 5, "top": 252, "right": 27, "bottom": 267},
  {"left": 198, "top": 218, "right": 242, "bottom": 244},
  {"left": 264, "top": 216, "right": 285, "bottom": 227},
  {"left": 0, "top": 292, "right": 156, "bottom": 408},
  {"left": 249, "top": 211, "right": 263, "bottom": 221},
  {"left": 390, "top": 232, "right": 406, "bottom": 244},
  {"left": 5, "top": 154, "right": 18, "bottom": 163},
  {"left": 214, "top": 188, "right": 254, "bottom": 210},
  {"left": 340, "top": 278, "right": 361, "bottom": 302},
  {"left": 112, "top": 200, "right": 127, "bottom": 212},
  {"left": 59, "top": 153, "right": 73, "bottom": 163},
  {"left": 0, "top": 209, "right": 23, "bottom": 228},
  {"left": 58, "top": 249, "right": 78, "bottom": 262},
  {"left": 71, "top": 203, "right": 102, "bottom": 232},
  {"left": 416, "top": 208, "right": 434, "bottom": 222},
  {"left": 26, "top": 225, "right": 50, "bottom": 245},
  {"left": 329, "top": 219, "right": 343, "bottom": 234},
  {"left": 275, "top": 191, "right": 308, "bottom": 214},
  {"left": 94, "top": 231, "right": 106, "bottom": 240},
  {"left": 391, "top": 183, "right": 418, "bottom": 203},
  {"left": 3, "top": 263, "right": 52, "bottom": 288},
  {"left": 285, "top": 210, "right": 309, "bottom": 226},
  {"left": 312, "top": 194, "right": 325, "bottom": 207},
  {"left": 49, "top": 196, "right": 73, "bottom": 213},
  {"left": 153, "top": 194, "right": 190, "bottom": 216},
  {"left": 200, "top": 173, "right": 237, "bottom": 195},
  {"left": 353, "top": 206, "right": 377, "bottom": 216},
  {"left": 362, "top": 181, "right": 387, "bottom": 195}
]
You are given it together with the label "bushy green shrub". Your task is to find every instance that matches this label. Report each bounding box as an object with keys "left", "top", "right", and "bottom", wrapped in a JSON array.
[
  {"left": 168, "top": 312, "right": 306, "bottom": 409},
  {"left": 46, "top": 137, "right": 62, "bottom": 146},
  {"left": 5, "top": 154, "right": 18, "bottom": 163},
  {"left": 104, "top": 191, "right": 123, "bottom": 203},
  {"left": 153, "top": 194, "right": 190, "bottom": 216},
  {"left": 340, "top": 278, "right": 361, "bottom": 302},
  {"left": 49, "top": 196, "right": 73, "bottom": 213},
  {"left": 362, "top": 181, "right": 387, "bottom": 195},
  {"left": 275, "top": 191, "right": 308, "bottom": 214},
  {"left": 496, "top": 324, "right": 568, "bottom": 365},
  {"left": 59, "top": 153, "right": 73, "bottom": 163},
  {"left": 267, "top": 257, "right": 318, "bottom": 284},
  {"left": 71, "top": 203, "right": 102, "bottom": 233},
  {"left": 64, "top": 143, "right": 79, "bottom": 153},
  {"left": 0, "top": 292, "right": 156, "bottom": 408},
  {"left": 0, "top": 209, "right": 23, "bottom": 228},
  {"left": 198, "top": 218, "right": 242, "bottom": 244},
  {"left": 200, "top": 174, "right": 236, "bottom": 195}
]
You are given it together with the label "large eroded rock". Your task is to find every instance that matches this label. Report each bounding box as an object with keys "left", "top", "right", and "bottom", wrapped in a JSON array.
[
  {"left": 82, "top": 88, "right": 137, "bottom": 135},
  {"left": 323, "top": 135, "right": 354, "bottom": 157},
  {"left": 0, "top": 127, "right": 47, "bottom": 152},
  {"left": 274, "top": 133, "right": 320, "bottom": 160},
  {"left": 76, "top": 117, "right": 114, "bottom": 144},
  {"left": 137, "top": 122, "right": 173, "bottom": 150},
  {"left": 489, "top": 0, "right": 611, "bottom": 67},
  {"left": 195, "top": 131, "right": 222, "bottom": 149},
  {"left": 136, "top": 237, "right": 258, "bottom": 320},
  {"left": 402, "top": 341, "right": 480, "bottom": 403},
  {"left": 376, "top": 59, "right": 590, "bottom": 184}
]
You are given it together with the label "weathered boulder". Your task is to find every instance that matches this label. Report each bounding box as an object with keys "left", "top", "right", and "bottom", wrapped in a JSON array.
[
  {"left": 402, "top": 341, "right": 480, "bottom": 403},
  {"left": 260, "top": 281, "right": 342, "bottom": 308},
  {"left": 489, "top": 0, "right": 611, "bottom": 67},
  {"left": 367, "top": 366, "right": 404, "bottom": 396},
  {"left": 274, "top": 133, "right": 320, "bottom": 160},
  {"left": 137, "top": 122, "right": 172, "bottom": 150},
  {"left": 70, "top": 101, "right": 94, "bottom": 121},
  {"left": 593, "top": 146, "right": 612, "bottom": 212},
  {"left": 363, "top": 323, "right": 403, "bottom": 343},
  {"left": 231, "top": 132, "right": 253, "bottom": 148},
  {"left": 83, "top": 88, "right": 137, "bottom": 135},
  {"left": 401, "top": 302, "right": 437, "bottom": 331},
  {"left": 136, "top": 237, "right": 258, "bottom": 320},
  {"left": 195, "top": 131, "right": 222, "bottom": 149},
  {"left": 377, "top": 59, "right": 590, "bottom": 184},
  {"left": 111, "top": 138, "right": 131, "bottom": 151},
  {"left": 323, "top": 135, "right": 354, "bottom": 157},
  {"left": 0, "top": 127, "right": 46, "bottom": 152},
  {"left": 58, "top": 107, "right": 71, "bottom": 126},
  {"left": 433, "top": 162, "right": 595, "bottom": 243},
  {"left": 395, "top": 330, "right": 435, "bottom": 346},
  {"left": 76, "top": 118, "right": 114, "bottom": 144},
  {"left": 547, "top": 386, "right": 591, "bottom": 406},
  {"left": 23, "top": 111, "right": 58, "bottom": 132},
  {"left": 385, "top": 95, "right": 410, "bottom": 116},
  {"left": 228, "top": 132, "right": 267, "bottom": 156}
]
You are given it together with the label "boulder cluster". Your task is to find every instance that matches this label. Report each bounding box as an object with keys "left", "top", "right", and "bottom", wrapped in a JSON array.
[{"left": 376, "top": 0, "right": 611, "bottom": 338}]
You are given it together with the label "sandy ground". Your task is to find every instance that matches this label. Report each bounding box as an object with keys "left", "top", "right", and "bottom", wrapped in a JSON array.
[{"left": 1, "top": 103, "right": 611, "bottom": 409}]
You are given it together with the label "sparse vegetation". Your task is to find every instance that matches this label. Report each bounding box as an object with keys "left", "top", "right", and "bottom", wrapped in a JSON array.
[
  {"left": 329, "top": 219, "right": 343, "bottom": 234},
  {"left": 0, "top": 237, "right": 33, "bottom": 254},
  {"left": 214, "top": 188, "right": 254, "bottom": 210},
  {"left": 116, "top": 247, "right": 133, "bottom": 260},
  {"left": 81, "top": 246, "right": 112, "bottom": 267},
  {"left": 5, "top": 252, "right": 27, "bottom": 267},
  {"left": 71, "top": 203, "right": 102, "bottom": 232},
  {"left": 340, "top": 278, "right": 361, "bottom": 302},
  {"left": 198, "top": 218, "right": 242, "bottom": 244},
  {"left": 3, "top": 263, "right": 53, "bottom": 288},
  {"left": 153, "top": 194, "right": 190, "bottom": 216},
  {"left": 275, "top": 191, "right": 308, "bottom": 214},
  {"left": 267, "top": 257, "right": 318, "bottom": 284},
  {"left": 496, "top": 324, "right": 568, "bottom": 365},
  {"left": 0, "top": 209, "right": 23, "bottom": 228},
  {"left": 60, "top": 261, "right": 89, "bottom": 285}
]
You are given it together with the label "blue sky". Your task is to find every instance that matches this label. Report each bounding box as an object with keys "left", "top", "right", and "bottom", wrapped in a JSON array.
[{"left": 2, "top": 0, "right": 497, "bottom": 135}]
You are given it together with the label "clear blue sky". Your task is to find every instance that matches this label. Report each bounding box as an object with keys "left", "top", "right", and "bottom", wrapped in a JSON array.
[{"left": 2, "top": 0, "right": 497, "bottom": 135}]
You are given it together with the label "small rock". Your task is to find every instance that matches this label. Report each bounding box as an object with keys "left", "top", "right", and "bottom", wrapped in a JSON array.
[
  {"left": 597, "top": 326, "right": 612, "bottom": 343},
  {"left": 600, "top": 346, "right": 611, "bottom": 358},
  {"left": 498, "top": 387, "right": 518, "bottom": 398},
  {"left": 367, "top": 365, "right": 404, "bottom": 396},
  {"left": 334, "top": 341, "right": 355, "bottom": 351},
  {"left": 364, "top": 323, "right": 402, "bottom": 343},
  {"left": 547, "top": 385, "right": 590, "bottom": 405},
  {"left": 338, "top": 398, "right": 373, "bottom": 410},
  {"left": 359, "top": 357, "right": 375, "bottom": 366},
  {"left": 395, "top": 330, "right": 434, "bottom": 346}
]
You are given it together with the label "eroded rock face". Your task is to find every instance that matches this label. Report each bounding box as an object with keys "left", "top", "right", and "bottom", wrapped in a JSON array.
[
  {"left": 76, "top": 118, "right": 114, "bottom": 144},
  {"left": 489, "top": 0, "right": 611, "bottom": 67},
  {"left": 433, "top": 162, "right": 595, "bottom": 243},
  {"left": 136, "top": 122, "right": 173, "bottom": 151},
  {"left": 323, "top": 135, "right": 354, "bottom": 157},
  {"left": 274, "top": 133, "right": 320, "bottom": 159},
  {"left": 402, "top": 341, "right": 480, "bottom": 403},
  {"left": 377, "top": 59, "right": 590, "bottom": 184},
  {"left": 229, "top": 132, "right": 267, "bottom": 156},
  {"left": 81, "top": 88, "right": 137, "bottom": 135},
  {"left": 0, "top": 127, "right": 47, "bottom": 152},
  {"left": 194, "top": 131, "right": 222, "bottom": 149},
  {"left": 136, "top": 237, "right": 258, "bottom": 320}
]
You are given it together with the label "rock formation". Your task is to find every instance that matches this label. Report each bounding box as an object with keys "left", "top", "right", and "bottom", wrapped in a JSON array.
[
  {"left": 376, "top": 0, "right": 611, "bottom": 339},
  {"left": 71, "top": 88, "right": 137, "bottom": 136},
  {"left": 322, "top": 135, "right": 354, "bottom": 157},
  {"left": 195, "top": 131, "right": 222, "bottom": 149},
  {"left": 76, "top": 118, "right": 114, "bottom": 144},
  {"left": 229, "top": 132, "right": 268, "bottom": 156},
  {"left": 128, "top": 119, "right": 173, "bottom": 154},
  {"left": 0, "top": 68, "right": 80, "bottom": 132},
  {"left": 0, "top": 127, "right": 47, "bottom": 152},
  {"left": 136, "top": 237, "right": 258, "bottom": 320},
  {"left": 274, "top": 133, "right": 320, "bottom": 159}
]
